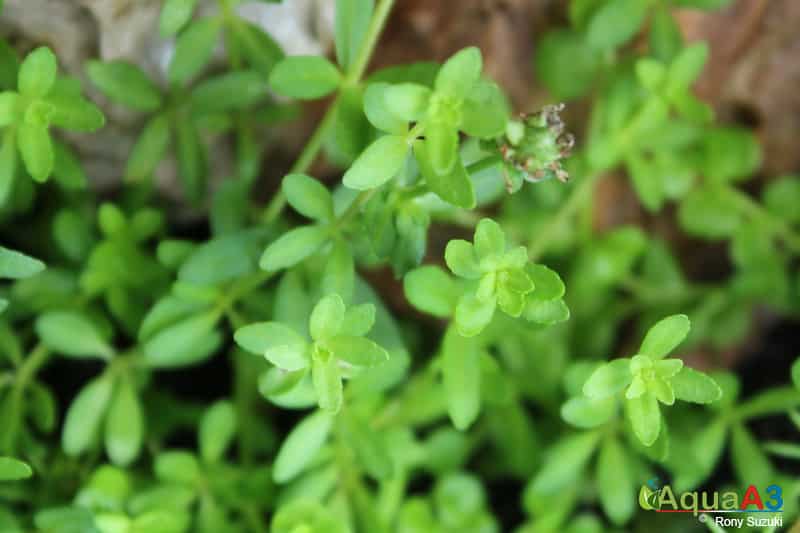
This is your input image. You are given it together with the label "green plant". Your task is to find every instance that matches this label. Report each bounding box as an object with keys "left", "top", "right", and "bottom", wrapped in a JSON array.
[{"left": 1, "top": 0, "right": 799, "bottom": 532}]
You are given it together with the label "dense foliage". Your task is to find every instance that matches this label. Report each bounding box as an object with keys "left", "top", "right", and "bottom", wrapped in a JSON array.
[{"left": 0, "top": 0, "right": 799, "bottom": 532}]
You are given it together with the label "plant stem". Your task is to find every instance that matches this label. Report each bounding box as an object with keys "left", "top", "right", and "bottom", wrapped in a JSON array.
[
  {"left": 261, "top": 0, "right": 397, "bottom": 224},
  {"left": 344, "top": 0, "right": 397, "bottom": 85},
  {"left": 528, "top": 173, "right": 600, "bottom": 262},
  {"left": 1, "top": 343, "right": 50, "bottom": 453}
]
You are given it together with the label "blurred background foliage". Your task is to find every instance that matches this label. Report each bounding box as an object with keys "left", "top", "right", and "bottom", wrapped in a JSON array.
[{"left": 0, "top": 0, "right": 799, "bottom": 532}]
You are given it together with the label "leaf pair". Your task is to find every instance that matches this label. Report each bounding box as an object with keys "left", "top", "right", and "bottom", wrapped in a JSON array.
[
  {"left": 62, "top": 373, "right": 144, "bottom": 467},
  {"left": 235, "top": 293, "right": 388, "bottom": 412},
  {"left": 259, "top": 173, "right": 337, "bottom": 271}
]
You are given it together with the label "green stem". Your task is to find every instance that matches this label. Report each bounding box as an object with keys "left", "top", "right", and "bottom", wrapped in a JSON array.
[
  {"left": 261, "top": 97, "right": 342, "bottom": 224},
  {"left": 1, "top": 343, "right": 50, "bottom": 454},
  {"left": 262, "top": 0, "right": 397, "bottom": 224},
  {"left": 528, "top": 173, "right": 600, "bottom": 261},
  {"left": 343, "top": 0, "right": 397, "bottom": 85}
]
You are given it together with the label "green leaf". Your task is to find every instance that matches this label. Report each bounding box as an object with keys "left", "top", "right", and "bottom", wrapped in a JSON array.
[
  {"left": 649, "top": 6, "right": 683, "bottom": 63},
  {"left": 86, "top": 60, "right": 162, "bottom": 112},
  {"left": 0, "top": 40, "right": 20, "bottom": 90},
  {"left": 63, "top": 376, "right": 114, "bottom": 456},
  {"left": 435, "top": 47, "right": 482, "bottom": 99},
  {"left": 176, "top": 233, "right": 261, "bottom": 287},
  {"left": 47, "top": 95, "right": 105, "bottom": 132},
  {"left": 625, "top": 152, "right": 663, "bottom": 211},
  {"left": 0, "top": 246, "right": 44, "bottom": 279},
  {"left": 586, "top": 0, "right": 648, "bottom": 50},
  {"left": 17, "top": 122, "right": 53, "bottom": 182},
  {"left": 334, "top": 0, "right": 373, "bottom": 70},
  {"left": 98, "top": 203, "right": 126, "bottom": 239},
  {"left": 583, "top": 359, "right": 632, "bottom": 399},
  {"left": 321, "top": 241, "right": 355, "bottom": 302},
  {"left": 672, "top": 0, "right": 732, "bottom": 8},
  {"left": 460, "top": 79, "right": 510, "bottom": 138},
  {"left": 175, "top": 116, "right": 205, "bottom": 201},
  {"left": 0, "top": 457, "right": 32, "bottom": 481},
  {"left": 403, "top": 266, "right": 458, "bottom": 318},
  {"left": 678, "top": 187, "right": 742, "bottom": 239},
  {"left": 125, "top": 113, "right": 171, "bottom": 181},
  {"left": 324, "top": 335, "right": 389, "bottom": 367},
  {"left": 273, "top": 410, "right": 333, "bottom": 483},
  {"left": 97, "top": 203, "right": 128, "bottom": 237},
  {"left": 763, "top": 176, "right": 800, "bottom": 224},
  {"left": 384, "top": 83, "right": 431, "bottom": 122},
  {"left": 763, "top": 441, "right": 800, "bottom": 460},
  {"left": 626, "top": 391, "right": 661, "bottom": 446},
  {"left": 561, "top": 396, "right": 616, "bottom": 429},
  {"left": 143, "top": 312, "right": 221, "bottom": 368},
  {"left": 35, "top": 507, "right": 99, "bottom": 533},
  {"left": 363, "top": 82, "right": 406, "bottom": 134},
  {"left": 524, "top": 298, "right": 570, "bottom": 325},
  {"left": 282, "top": 173, "right": 334, "bottom": 221},
  {"left": 0, "top": 92, "right": 18, "bottom": 126},
  {"left": 343, "top": 134, "right": 409, "bottom": 190},
  {"left": 730, "top": 424, "right": 772, "bottom": 488},
  {"left": 735, "top": 386, "right": 800, "bottom": 419},
  {"left": 234, "top": 322, "right": 308, "bottom": 371},
  {"left": 526, "top": 264, "right": 565, "bottom": 301},
  {"left": 454, "top": 293, "right": 495, "bottom": 337},
  {"left": 639, "top": 314, "right": 690, "bottom": 359},
  {"left": 190, "top": 70, "right": 267, "bottom": 113},
  {"left": 340, "top": 303, "right": 375, "bottom": 337},
  {"left": 702, "top": 127, "right": 761, "bottom": 183},
  {"left": 233, "top": 22, "right": 285, "bottom": 77},
  {"left": 667, "top": 43, "right": 709, "bottom": 95},
  {"left": 793, "top": 357, "right": 800, "bottom": 390},
  {"left": 596, "top": 437, "right": 634, "bottom": 525},
  {"left": 312, "top": 352, "right": 342, "bottom": 412},
  {"left": 199, "top": 400, "right": 236, "bottom": 463},
  {"left": 341, "top": 412, "right": 393, "bottom": 480},
  {"left": 155, "top": 450, "right": 200, "bottom": 484},
  {"left": 635, "top": 59, "right": 667, "bottom": 92},
  {"left": 259, "top": 225, "right": 329, "bottom": 271},
  {"left": 105, "top": 378, "right": 143, "bottom": 466},
  {"left": 441, "top": 328, "right": 481, "bottom": 429},
  {"left": 271, "top": 500, "right": 345, "bottom": 533},
  {"left": 473, "top": 218, "right": 505, "bottom": 260},
  {"left": 310, "top": 294, "right": 345, "bottom": 341},
  {"left": 36, "top": 311, "right": 113, "bottom": 360},
  {"left": 444, "top": 240, "right": 481, "bottom": 279},
  {"left": 18, "top": 47, "right": 57, "bottom": 97},
  {"left": 52, "top": 141, "right": 87, "bottom": 189},
  {"left": 425, "top": 120, "right": 458, "bottom": 175},
  {"left": 0, "top": 131, "right": 16, "bottom": 205},
  {"left": 160, "top": 0, "right": 200, "bottom": 36},
  {"left": 268, "top": 56, "right": 342, "bottom": 99},
  {"left": 671, "top": 367, "right": 722, "bottom": 404},
  {"left": 413, "top": 141, "right": 475, "bottom": 208},
  {"left": 529, "top": 432, "right": 600, "bottom": 494},
  {"left": 169, "top": 18, "right": 220, "bottom": 85},
  {"left": 535, "top": 29, "right": 600, "bottom": 100}
]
